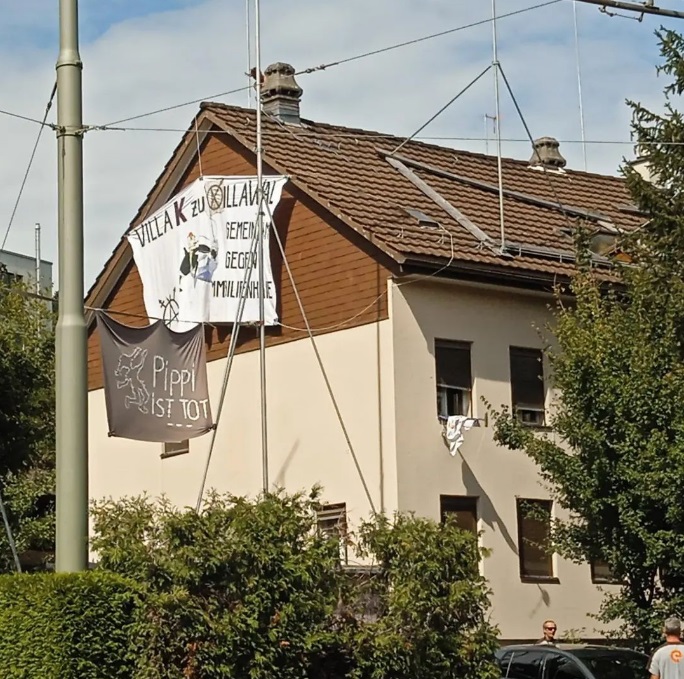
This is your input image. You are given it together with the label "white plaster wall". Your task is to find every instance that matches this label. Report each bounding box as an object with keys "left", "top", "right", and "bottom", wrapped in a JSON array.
[
  {"left": 389, "top": 278, "right": 617, "bottom": 641},
  {"left": 89, "top": 319, "right": 397, "bottom": 550}
]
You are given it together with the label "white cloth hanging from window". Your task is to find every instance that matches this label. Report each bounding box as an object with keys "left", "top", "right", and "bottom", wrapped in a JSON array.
[{"left": 444, "top": 415, "right": 475, "bottom": 456}]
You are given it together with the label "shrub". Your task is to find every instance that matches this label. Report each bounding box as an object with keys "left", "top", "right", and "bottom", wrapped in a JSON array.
[{"left": 0, "top": 571, "right": 140, "bottom": 678}]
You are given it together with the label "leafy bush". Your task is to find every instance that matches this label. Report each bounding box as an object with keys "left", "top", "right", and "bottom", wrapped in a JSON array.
[
  {"left": 0, "top": 571, "right": 140, "bottom": 678},
  {"left": 92, "top": 490, "right": 499, "bottom": 679}
]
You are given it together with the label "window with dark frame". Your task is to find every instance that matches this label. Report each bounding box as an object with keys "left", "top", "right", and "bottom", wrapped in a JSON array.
[
  {"left": 516, "top": 498, "right": 554, "bottom": 579},
  {"left": 435, "top": 340, "right": 472, "bottom": 419},
  {"left": 440, "top": 495, "right": 478, "bottom": 534},
  {"left": 316, "top": 502, "right": 348, "bottom": 563},
  {"left": 161, "top": 440, "right": 190, "bottom": 459},
  {"left": 510, "top": 347, "right": 545, "bottom": 426}
]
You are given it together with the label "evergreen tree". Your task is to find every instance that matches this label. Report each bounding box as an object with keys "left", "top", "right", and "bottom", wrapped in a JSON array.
[{"left": 491, "top": 29, "right": 684, "bottom": 650}]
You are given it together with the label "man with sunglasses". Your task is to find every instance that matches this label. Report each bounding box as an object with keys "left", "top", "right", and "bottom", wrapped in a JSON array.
[{"left": 536, "top": 620, "right": 558, "bottom": 645}]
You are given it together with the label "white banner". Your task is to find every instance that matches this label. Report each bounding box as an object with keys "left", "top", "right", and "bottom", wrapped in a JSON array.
[{"left": 127, "top": 175, "right": 287, "bottom": 331}]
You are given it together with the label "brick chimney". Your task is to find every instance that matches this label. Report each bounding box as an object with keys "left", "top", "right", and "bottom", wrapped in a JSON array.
[
  {"left": 261, "top": 62, "right": 302, "bottom": 125},
  {"left": 529, "top": 137, "right": 567, "bottom": 170}
]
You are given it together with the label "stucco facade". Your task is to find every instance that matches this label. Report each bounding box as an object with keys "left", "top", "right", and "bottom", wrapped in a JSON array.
[{"left": 88, "top": 276, "right": 616, "bottom": 642}]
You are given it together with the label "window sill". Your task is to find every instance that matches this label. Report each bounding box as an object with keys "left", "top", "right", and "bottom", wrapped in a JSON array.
[
  {"left": 160, "top": 449, "right": 189, "bottom": 460},
  {"left": 520, "top": 423, "right": 553, "bottom": 432},
  {"left": 520, "top": 576, "right": 560, "bottom": 585},
  {"left": 591, "top": 578, "right": 622, "bottom": 586}
]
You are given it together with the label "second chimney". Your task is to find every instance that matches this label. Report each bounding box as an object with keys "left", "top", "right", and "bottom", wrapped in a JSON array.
[
  {"left": 529, "top": 137, "right": 567, "bottom": 170},
  {"left": 261, "top": 62, "right": 303, "bottom": 125}
]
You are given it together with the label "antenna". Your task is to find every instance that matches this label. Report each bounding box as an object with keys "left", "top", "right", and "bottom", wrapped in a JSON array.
[
  {"left": 246, "top": 0, "right": 253, "bottom": 108},
  {"left": 35, "top": 222, "right": 41, "bottom": 295},
  {"left": 572, "top": 1, "right": 588, "bottom": 170},
  {"left": 484, "top": 113, "right": 497, "bottom": 155},
  {"left": 491, "top": 0, "right": 506, "bottom": 252}
]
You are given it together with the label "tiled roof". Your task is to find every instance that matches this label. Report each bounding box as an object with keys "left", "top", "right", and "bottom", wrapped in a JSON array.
[
  {"left": 87, "top": 102, "right": 645, "bottom": 310},
  {"left": 202, "top": 102, "right": 644, "bottom": 282}
]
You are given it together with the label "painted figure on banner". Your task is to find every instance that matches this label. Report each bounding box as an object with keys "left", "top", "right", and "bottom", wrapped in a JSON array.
[
  {"left": 127, "top": 175, "right": 288, "bottom": 332},
  {"left": 115, "top": 347, "right": 150, "bottom": 413}
]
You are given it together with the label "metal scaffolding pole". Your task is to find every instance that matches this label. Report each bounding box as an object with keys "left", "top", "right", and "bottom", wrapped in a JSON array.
[
  {"left": 254, "top": 0, "right": 269, "bottom": 494},
  {"left": 55, "top": 0, "right": 88, "bottom": 572}
]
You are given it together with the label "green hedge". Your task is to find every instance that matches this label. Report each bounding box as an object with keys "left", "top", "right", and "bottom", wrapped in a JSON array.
[{"left": 0, "top": 571, "right": 140, "bottom": 679}]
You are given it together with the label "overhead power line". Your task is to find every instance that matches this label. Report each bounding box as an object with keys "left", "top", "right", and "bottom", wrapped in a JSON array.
[
  {"left": 296, "top": 0, "right": 562, "bottom": 75},
  {"left": 0, "top": 107, "right": 55, "bottom": 129},
  {"left": 98, "top": 0, "right": 561, "bottom": 128},
  {"left": 86, "top": 123, "right": 665, "bottom": 147},
  {"left": 1, "top": 82, "right": 58, "bottom": 251},
  {"left": 571, "top": 0, "right": 684, "bottom": 19}
]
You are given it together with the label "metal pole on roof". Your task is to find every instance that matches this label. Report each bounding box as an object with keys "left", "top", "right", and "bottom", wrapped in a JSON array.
[
  {"left": 55, "top": 0, "right": 88, "bottom": 572},
  {"left": 246, "top": 0, "right": 253, "bottom": 108},
  {"left": 254, "top": 0, "right": 269, "bottom": 494},
  {"left": 35, "top": 223, "right": 41, "bottom": 295},
  {"left": 572, "top": 1, "right": 588, "bottom": 171},
  {"left": 491, "top": 0, "right": 506, "bottom": 253}
]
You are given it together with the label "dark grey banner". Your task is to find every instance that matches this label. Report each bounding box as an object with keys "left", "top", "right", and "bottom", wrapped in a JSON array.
[{"left": 96, "top": 312, "right": 213, "bottom": 442}]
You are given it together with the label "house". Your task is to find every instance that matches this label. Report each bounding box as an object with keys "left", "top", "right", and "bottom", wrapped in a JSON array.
[
  {"left": 0, "top": 247, "right": 52, "bottom": 294},
  {"left": 86, "top": 62, "right": 643, "bottom": 642}
]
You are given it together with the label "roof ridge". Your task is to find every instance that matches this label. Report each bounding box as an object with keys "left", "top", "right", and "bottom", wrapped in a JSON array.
[{"left": 201, "top": 101, "right": 627, "bottom": 183}]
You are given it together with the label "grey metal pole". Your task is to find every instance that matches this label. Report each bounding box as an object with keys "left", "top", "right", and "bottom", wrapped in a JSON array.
[
  {"left": 254, "top": 0, "right": 269, "bottom": 494},
  {"left": 55, "top": 0, "right": 88, "bottom": 572},
  {"left": 491, "top": 0, "right": 505, "bottom": 252},
  {"left": 35, "top": 223, "right": 41, "bottom": 295}
]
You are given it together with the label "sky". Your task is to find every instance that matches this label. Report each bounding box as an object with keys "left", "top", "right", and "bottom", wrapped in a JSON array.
[{"left": 0, "top": 0, "right": 681, "bottom": 289}]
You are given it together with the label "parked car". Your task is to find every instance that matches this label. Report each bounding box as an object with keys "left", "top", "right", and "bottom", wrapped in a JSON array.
[{"left": 496, "top": 644, "right": 649, "bottom": 679}]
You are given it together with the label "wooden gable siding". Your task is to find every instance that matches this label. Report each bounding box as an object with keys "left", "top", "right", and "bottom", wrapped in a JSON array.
[{"left": 87, "top": 131, "right": 392, "bottom": 390}]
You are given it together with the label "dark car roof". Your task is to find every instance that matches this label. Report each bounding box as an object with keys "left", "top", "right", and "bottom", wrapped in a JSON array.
[{"left": 496, "top": 644, "right": 647, "bottom": 657}]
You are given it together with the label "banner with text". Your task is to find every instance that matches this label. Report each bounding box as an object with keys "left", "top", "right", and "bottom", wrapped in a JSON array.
[
  {"left": 127, "top": 175, "right": 287, "bottom": 331},
  {"left": 96, "top": 311, "right": 213, "bottom": 442}
]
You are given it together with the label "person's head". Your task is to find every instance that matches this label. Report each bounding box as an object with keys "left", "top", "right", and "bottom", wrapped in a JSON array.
[
  {"left": 542, "top": 620, "right": 557, "bottom": 641},
  {"left": 664, "top": 617, "right": 682, "bottom": 640}
]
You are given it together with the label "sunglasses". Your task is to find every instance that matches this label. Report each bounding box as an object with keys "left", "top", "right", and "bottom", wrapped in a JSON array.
[{"left": 544, "top": 626, "right": 557, "bottom": 631}]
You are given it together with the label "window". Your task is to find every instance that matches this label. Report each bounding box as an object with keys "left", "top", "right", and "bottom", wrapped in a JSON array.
[
  {"left": 435, "top": 340, "right": 472, "bottom": 418},
  {"left": 440, "top": 495, "right": 478, "bottom": 534},
  {"left": 543, "top": 654, "right": 585, "bottom": 679},
  {"left": 160, "top": 440, "right": 189, "bottom": 459},
  {"left": 316, "top": 502, "right": 348, "bottom": 563},
  {"left": 501, "top": 649, "right": 546, "bottom": 679},
  {"left": 591, "top": 559, "right": 617, "bottom": 584},
  {"left": 0, "top": 269, "right": 22, "bottom": 287},
  {"left": 510, "top": 347, "right": 545, "bottom": 426},
  {"left": 517, "top": 498, "right": 554, "bottom": 579}
]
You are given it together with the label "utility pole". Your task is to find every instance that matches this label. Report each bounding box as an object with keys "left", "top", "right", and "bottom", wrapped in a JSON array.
[
  {"left": 573, "top": 0, "right": 684, "bottom": 19},
  {"left": 55, "top": 0, "right": 88, "bottom": 572}
]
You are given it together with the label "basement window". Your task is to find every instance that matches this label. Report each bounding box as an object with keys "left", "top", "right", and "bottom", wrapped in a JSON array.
[
  {"left": 161, "top": 440, "right": 190, "bottom": 459},
  {"left": 591, "top": 559, "right": 618, "bottom": 584}
]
